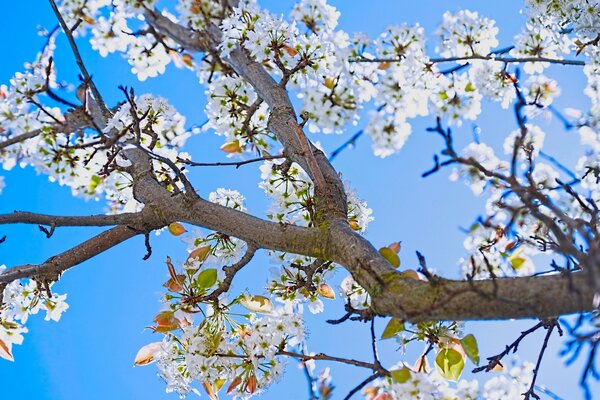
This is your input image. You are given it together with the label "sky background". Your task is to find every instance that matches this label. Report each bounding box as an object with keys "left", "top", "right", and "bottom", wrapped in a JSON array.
[{"left": 0, "top": 1, "right": 599, "bottom": 399}]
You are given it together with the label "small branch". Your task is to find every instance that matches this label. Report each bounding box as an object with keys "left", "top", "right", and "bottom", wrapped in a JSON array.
[
  {"left": 473, "top": 321, "right": 545, "bottom": 373},
  {"left": 370, "top": 318, "right": 381, "bottom": 369},
  {"left": 278, "top": 350, "right": 386, "bottom": 372},
  {"left": 179, "top": 154, "right": 285, "bottom": 168},
  {"left": 343, "top": 372, "right": 382, "bottom": 400},
  {"left": 142, "top": 232, "right": 152, "bottom": 260},
  {"left": 523, "top": 319, "right": 558, "bottom": 400},
  {"left": 48, "top": 0, "right": 109, "bottom": 116}
]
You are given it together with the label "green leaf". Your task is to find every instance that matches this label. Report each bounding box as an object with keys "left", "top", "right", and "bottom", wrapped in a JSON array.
[
  {"left": 379, "top": 247, "right": 400, "bottom": 268},
  {"left": 381, "top": 318, "right": 405, "bottom": 339},
  {"left": 196, "top": 269, "right": 218, "bottom": 289},
  {"left": 510, "top": 256, "right": 526, "bottom": 270},
  {"left": 391, "top": 367, "right": 412, "bottom": 384},
  {"left": 435, "top": 348, "right": 465, "bottom": 381},
  {"left": 460, "top": 334, "right": 480, "bottom": 365}
]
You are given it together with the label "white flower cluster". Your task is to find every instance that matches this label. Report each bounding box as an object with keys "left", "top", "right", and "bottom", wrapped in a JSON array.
[
  {"left": 502, "top": 123, "right": 546, "bottom": 161},
  {"left": 0, "top": 268, "right": 69, "bottom": 361},
  {"left": 57, "top": 0, "right": 111, "bottom": 35},
  {"left": 468, "top": 61, "right": 516, "bottom": 109},
  {"left": 220, "top": 0, "right": 359, "bottom": 135},
  {"left": 146, "top": 305, "right": 304, "bottom": 399},
  {"left": 366, "top": 361, "right": 535, "bottom": 400},
  {"left": 436, "top": 10, "right": 499, "bottom": 58},
  {"left": 510, "top": 18, "right": 571, "bottom": 74},
  {"left": 362, "top": 24, "right": 430, "bottom": 157},
  {"left": 524, "top": 0, "right": 600, "bottom": 38},
  {"left": 176, "top": 0, "right": 222, "bottom": 31},
  {"left": 105, "top": 94, "right": 189, "bottom": 147},
  {"left": 204, "top": 75, "right": 272, "bottom": 155},
  {"left": 450, "top": 143, "right": 503, "bottom": 196},
  {"left": 430, "top": 72, "right": 483, "bottom": 127},
  {"left": 459, "top": 221, "right": 538, "bottom": 279},
  {"left": 290, "top": 0, "right": 340, "bottom": 33}
]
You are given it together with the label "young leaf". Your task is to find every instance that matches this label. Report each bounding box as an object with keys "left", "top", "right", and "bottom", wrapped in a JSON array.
[
  {"left": 240, "top": 295, "right": 273, "bottom": 314},
  {"left": 220, "top": 140, "right": 242, "bottom": 153},
  {"left": 168, "top": 222, "right": 187, "bottom": 236},
  {"left": 196, "top": 268, "right": 218, "bottom": 289},
  {"left": 227, "top": 376, "right": 243, "bottom": 395},
  {"left": 460, "top": 334, "right": 480, "bottom": 365},
  {"left": 0, "top": 339, "right": 14, "bottom": 362},
  {"left": 317, "top": 283, "right": 335, "bottom": 299},
  {"left": 187, "top": 245, "right": 212, "bottom": 264},
  {"left": 202, "top": 380, "right": 219, "bottom": 400},
  {"left": 134, "top": 342, "right": 162, "bottom": 366},
  {"left": 379, "top": 247, "right": 400, "bottom": 268},
  {"left": 435, "top": 348, "right": 465, "bottom": 381},
  {"left": 153, "top": 311, "right": 180, "bottom": 332},
  {"left": 381, "top": 317, "right": 405, "bottom": 339},
  {"left": 391, "top": 366, "right": 412, "bottom": 383}
]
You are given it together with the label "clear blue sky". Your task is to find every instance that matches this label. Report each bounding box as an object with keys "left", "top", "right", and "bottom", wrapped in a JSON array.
[{"left": 0, "top": 1, "right": 598, "bottom": 399}]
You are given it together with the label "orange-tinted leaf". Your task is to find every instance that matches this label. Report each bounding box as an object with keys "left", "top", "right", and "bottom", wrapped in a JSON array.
[
  {"left": 134, "top": 342, "right": 162, "bottom": 366},
  {"left": 166, "top": 256, "right": 178, "bottom": 279},
  {"left": 245, "top": 374, "right": 257, "bottom": 394},
  {"left": 240, "top": 295, "right": 273, "bottom": 314},
  {"left": 378, "top": 61, "right": 390, "bottom": 70},
  {"left": 283, "top": 45, "right": 298, "bottom": 57},
  {"left": 388, "top": 242, "right": 401, "bottom": 253},
  {"left": 182, "top": 53, "right": 194, "bottom": 68},
  {"left": 203, "top": 380, "right": 219, "bottom": 400},
  {"left": 187, "top": 245, "right": 212, "bottom": 264},
  {"left": 364, "top": 386, "right": 379, "bottom": 400},
  {"left": 0, "top": 339, "right": 14, "bottom": 362},
  {"left": 163, "top": 274, "right": 186, "bottom": 292},
  {"left": 220, "top": 140, "right": 243, "bottom": 154},
  {"left": 168, "top": 222, "right": 187, "bottom": 236},
  {"left": 414, "top": 355, "right": 428, "bottom": 373},
  {"left": 317, "top": 283, "right": 335, "bottom": 299},
  {"left": 348, "top": 218, "right": 360, "bottom": 231},
  {"left": 153, "top": 311, "right": 180, "bottom": 332},
  {"left": 227, "top": 376, "right": 242, "bottom": 394}
]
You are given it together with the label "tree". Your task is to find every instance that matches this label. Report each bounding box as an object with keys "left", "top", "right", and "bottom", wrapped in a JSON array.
[{"left": 1, "top": 0, "right": 600, "bottom": 398}]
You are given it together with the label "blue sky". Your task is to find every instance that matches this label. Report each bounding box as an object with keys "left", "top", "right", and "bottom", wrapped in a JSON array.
[{"left": 0, "top": 1, "right": 598, "bottom": 399}]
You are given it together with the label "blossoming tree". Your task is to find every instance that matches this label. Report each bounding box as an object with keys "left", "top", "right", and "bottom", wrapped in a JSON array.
[{"left": 1, "top": 0, "right": 600, "bottom": 398}]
